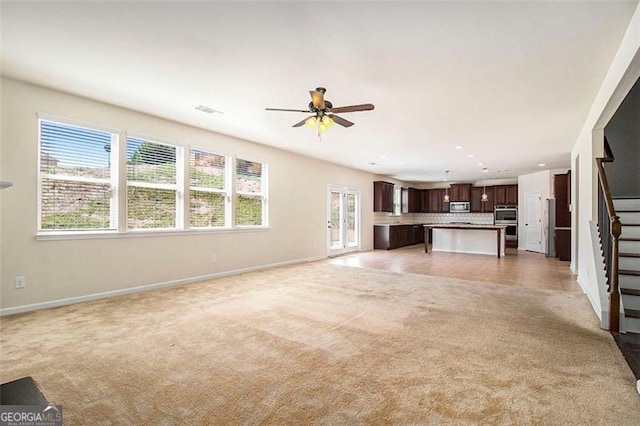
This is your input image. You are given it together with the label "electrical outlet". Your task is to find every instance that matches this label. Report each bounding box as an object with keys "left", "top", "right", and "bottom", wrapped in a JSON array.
[
  {"left": 210, "top": 254, "right": 217, "bottom": 263},
  {"left": 15, "top": 276, "right": 25, "bottom": 289}
]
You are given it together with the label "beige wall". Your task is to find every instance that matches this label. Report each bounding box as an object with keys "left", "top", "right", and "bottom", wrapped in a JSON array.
[
  {"left": 0, "top": 78, "right": 376, "bottom": 311},
  {"left": 571, "top": 2, "right": 640, "bottom": 321}
]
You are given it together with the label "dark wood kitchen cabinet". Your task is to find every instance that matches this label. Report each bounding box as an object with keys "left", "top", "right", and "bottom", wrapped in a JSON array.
[
  {"left": 428, "top": 189, "right": 450, "bottom": 213},
  {"left": 373, "top": 181, "right": 394, "bottom": 212},
  {"left": 401, "top": 187, "right": 421, "bottom": 213},
  {"left": 449, "top": 184, "right": 472, "bottom": 202},
  {"left": 420, "top": 190, "right": 430, "bottom": 213},
  {"left": 374, "top": 224, "right": 425, "bottom": 250},
  {"left": 555, "top": 229, "right": 571, "bottom": 261},
  {"left": 554, "top": 173, "right": 570, "bottom": 228},
  {"left": 554, "top": 172, "right": 571, "bottom": 261},
  {"left": 471, "top": 186, "right": 494, "bottom": 213},
  {"left": 494, "top": 184, "right": 518, "bottom": 206}
]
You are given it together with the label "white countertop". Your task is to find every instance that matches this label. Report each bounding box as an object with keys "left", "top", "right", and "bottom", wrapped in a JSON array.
[{"left": 423, "top": 223, "right": 507, "bottom": 229}]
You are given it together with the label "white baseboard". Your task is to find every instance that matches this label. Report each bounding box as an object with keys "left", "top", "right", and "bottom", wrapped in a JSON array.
[
  {"left": 577, "top": 275, "right": 605, "bottom": 326},
  {"left": 0, "top": 255, "right": 327, "bottom": 316}
]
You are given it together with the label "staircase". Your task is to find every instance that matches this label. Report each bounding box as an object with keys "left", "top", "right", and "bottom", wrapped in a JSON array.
[{"left": 615, "top": 198, "right": 640, "bottom": 333}]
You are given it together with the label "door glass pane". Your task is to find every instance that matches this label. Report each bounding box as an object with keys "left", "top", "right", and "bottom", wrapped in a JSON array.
[
  {"left": 330, "top": 191, "right": 342, "bottom": 249},
  {"left": 346, "top": 193, "right": 358, "bottom": 246}
]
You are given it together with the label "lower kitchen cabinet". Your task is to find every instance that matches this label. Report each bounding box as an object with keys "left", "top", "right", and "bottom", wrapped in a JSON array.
[
  {"left": 374, "top": 224, "right": 425, "bottom": 250},
  {"left": 555, "top": 228, "right": 571, "bottom": 261}
]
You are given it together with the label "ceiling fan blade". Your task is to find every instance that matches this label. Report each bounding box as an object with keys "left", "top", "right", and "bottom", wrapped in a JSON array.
[
  {"left": 292, "top": 115, "right": 315, "bottom": 127},
  {"left": 330, "top": 103, "right": 375, "bottom": 114},
  {"left": 266, "top": 107, "right": 310, "bottom": 113},
  {"left": 330, "top": 114, "right": 355, "bottom": 127},
  {"left": 310, "top": 91, "right": 325, "bottom": 109}
]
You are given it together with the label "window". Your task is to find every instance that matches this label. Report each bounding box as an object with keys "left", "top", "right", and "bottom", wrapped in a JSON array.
[
  {"left": 235, "top": 158, "right": 268, "bottom": 226},
  {"left": 37, "top": 116, "right": 270, "bottom": 236},
  {"left": 39, "top": 119, "right": 117, "bottom": 230},
  {"left": 189, "top": 149, "right": 229, "bottom": 228},
  {"left": 126, "top": 137, "right": 181, "bottom": 229}
]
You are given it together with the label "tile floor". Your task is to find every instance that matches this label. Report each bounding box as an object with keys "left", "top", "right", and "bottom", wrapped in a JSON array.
[{"left": 329, "top": 244, "right": 580, "bottom": 292}]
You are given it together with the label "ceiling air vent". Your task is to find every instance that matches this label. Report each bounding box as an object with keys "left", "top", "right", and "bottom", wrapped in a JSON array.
[{"left": 195, "top": 105, "right": 223, "bottom": 115}]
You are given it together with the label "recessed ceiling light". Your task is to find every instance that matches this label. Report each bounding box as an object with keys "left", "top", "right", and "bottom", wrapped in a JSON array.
[
  {"left": 455, "top": 146, "right": 463, "bottom": 150},
  {"left": 368, "top": 162, "right": 378, "bottom": 166},
  {"left": 477, "top": 162, "right": 484, "bottom": 166},
  {"left": 482, "top": 168, "right": 488, "bottom": 173},
  {"left": 538, "top": 163, "right": 546, "bottom": 167},
  {"left": 195, "top": 105, "right": 223, "bottom": 114},
  {"left": 467, "top": 154, "right": 474, "bottom": 158},
  {"left": 380, "top": 155, "right": 386, "bottom": 159},
  {"left": 399, "top": 162, "right": 405, "bottom": 165}
]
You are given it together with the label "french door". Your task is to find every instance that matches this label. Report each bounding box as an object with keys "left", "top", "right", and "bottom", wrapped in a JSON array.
[{"left": 327, "top": 186, "right": 361, "bottom": 256}]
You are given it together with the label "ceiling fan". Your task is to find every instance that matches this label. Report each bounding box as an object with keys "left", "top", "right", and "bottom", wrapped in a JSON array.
[{"left": 265, "top": 87, "right": 374, "bottom": 132}]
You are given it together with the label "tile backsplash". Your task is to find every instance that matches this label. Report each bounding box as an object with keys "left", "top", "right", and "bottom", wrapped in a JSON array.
[{"left": 374, "top": 212, "right": 494, "bottom": 225}]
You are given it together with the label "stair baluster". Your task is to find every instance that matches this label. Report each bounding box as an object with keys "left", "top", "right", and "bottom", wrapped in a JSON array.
[{"left": 596, "top": 141, "right": 621, "bottom": 332}]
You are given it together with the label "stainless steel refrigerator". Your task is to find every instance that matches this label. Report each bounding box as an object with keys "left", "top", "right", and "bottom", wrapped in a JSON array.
[{"left": 546, "top": 199, "right": 556, "bottom": 257}]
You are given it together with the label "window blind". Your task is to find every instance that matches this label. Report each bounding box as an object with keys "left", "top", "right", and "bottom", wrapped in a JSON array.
[
  {"left": 126, "top": 137, "right": 177, "bottom": 229},
  {"left": 39, "top": 120, "right": 115, "bottom": 230},
  {"left": 235, "top": 158, "right": 265, "bottom": 226},
  {"left": 189, "top": 150, "right": 227, "bottom": 227}
]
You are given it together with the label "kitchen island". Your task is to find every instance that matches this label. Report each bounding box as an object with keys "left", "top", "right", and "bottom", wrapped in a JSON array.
[{"left": 424, "top": 224, "right": 507, "bottom": 258}]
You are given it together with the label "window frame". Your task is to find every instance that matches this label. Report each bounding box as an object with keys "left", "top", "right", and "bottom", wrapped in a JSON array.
[
  {"left": 35, "top": 116, "right": 270, "bottom": 240},
  {"left": 125, "top": 132, "right": 184, "bottom": 231},
  {"left": 37, "top": 114, "right": 120, "bottom": 233},
  {"left": 188, "top": 146, "right": 232, "bottom": 229},
  {"left": 234, "top": 156, "right": 269, "bottom": 228}
]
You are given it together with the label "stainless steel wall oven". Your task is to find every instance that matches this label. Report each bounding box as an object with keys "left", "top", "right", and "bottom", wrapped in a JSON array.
[{"left": 495, "top": 205, "right": 517, "bottom": 241}]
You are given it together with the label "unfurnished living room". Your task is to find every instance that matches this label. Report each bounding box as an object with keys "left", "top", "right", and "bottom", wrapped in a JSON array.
[{"left": 1, "top": 2, "right": 640, "bottom": 424}]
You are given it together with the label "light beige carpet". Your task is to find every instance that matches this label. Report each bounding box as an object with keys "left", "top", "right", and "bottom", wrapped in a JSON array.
[{"left": 1, "top": 262, "right": 639, "bottom": 424}]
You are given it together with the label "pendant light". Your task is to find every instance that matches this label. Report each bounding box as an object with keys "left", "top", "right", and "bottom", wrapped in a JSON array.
[
  {"left": 481, "top": 168, "right": 489, "bottom": 201},
  {"left": 443, "top": 170, "right": 450, "bottom": 202}
]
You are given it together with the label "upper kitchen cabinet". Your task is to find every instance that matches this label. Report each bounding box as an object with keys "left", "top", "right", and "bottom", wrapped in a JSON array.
[
  {"left": 429, "top": 188, "right": 450, "bottom": 213},
  {"left": 471, "top": 186, "right": 494, "bottom": 213},
  {"left": 449, "top": 184, "right": 472, "bottom": 202},
  {"left": 373, "top": 181, "right": 395, "bottom": 212},
  {"left": 554, "top": 172, "right": 571, "bottom": 228},
  {"left": 420, "top": 190, "right": 430, "bottom": 213},
  {"left": 401, "top": 187, "right": 422, "bottom": 213},
  {"left": 494, "top": 184, "right": 518, "bottom": 206}
]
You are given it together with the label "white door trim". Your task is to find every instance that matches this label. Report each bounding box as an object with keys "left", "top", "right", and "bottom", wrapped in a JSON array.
[{"left": 327, "top": 185, "right": 361, "bottom": 256}]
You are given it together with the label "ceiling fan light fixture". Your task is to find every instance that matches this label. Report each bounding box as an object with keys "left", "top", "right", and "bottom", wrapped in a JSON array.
[
  {"left": 305, "top": 116, "right": 317, "bottom": 128},
  {"left": 318, "top": 122, "right": 329, "bottom": 132},
  {"left": 266, "top": 87, "right": 373, "bottom": 131}
]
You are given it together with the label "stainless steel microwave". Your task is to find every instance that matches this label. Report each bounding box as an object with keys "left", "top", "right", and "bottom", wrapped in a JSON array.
[{"left": 450, "top": 201, "right": 470, "bottom": 213}]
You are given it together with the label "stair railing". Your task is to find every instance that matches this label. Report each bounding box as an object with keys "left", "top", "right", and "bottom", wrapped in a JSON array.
[{"left": 596, "top": 138, "right": 621, "bottom": 331}]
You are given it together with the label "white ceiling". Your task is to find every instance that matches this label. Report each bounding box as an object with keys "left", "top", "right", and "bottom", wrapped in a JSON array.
[{"left": 2, "top": 1, "right": 637, "bottom": 183}]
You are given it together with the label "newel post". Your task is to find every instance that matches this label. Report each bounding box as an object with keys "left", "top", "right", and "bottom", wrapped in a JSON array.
[{"left": 609, "top": 215, "right": 622, "bottom": 332}]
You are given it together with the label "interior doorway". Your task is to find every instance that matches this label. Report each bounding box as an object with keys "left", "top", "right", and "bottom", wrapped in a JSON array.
[
  {"left": 327, "top": 186, "right": 361, "bottom": 256},
  {"left": 573, "top": 155, "right": 579, "bottom": 273},
  {"left": 524, "top": 191, "right": 542, "bottom": 252}
]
